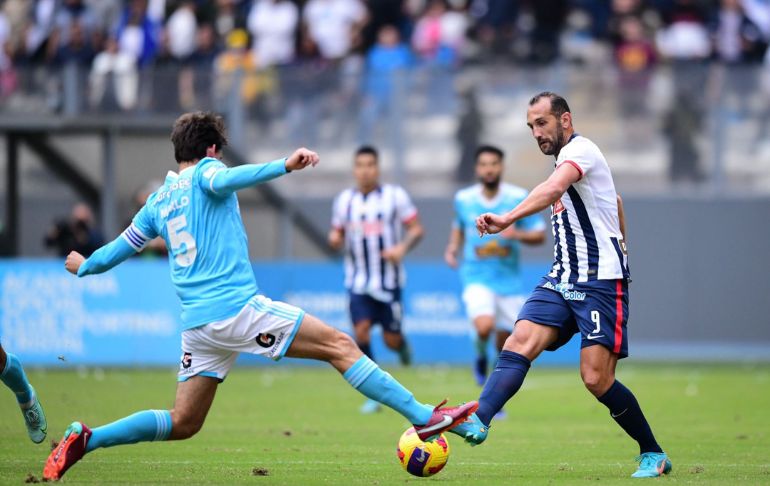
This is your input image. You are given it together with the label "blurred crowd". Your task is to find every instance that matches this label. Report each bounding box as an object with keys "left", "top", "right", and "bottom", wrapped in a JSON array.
[{"left": 0, "top": 0, "right": 767, "bottom": 110}]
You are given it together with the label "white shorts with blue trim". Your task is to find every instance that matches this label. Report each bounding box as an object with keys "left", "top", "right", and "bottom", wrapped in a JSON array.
[
  {"left": 461, "top": 284, "right": 526, "bottom": 332},
  {"left": 178, "top": 295, "right": 305, "bottom": 382}
]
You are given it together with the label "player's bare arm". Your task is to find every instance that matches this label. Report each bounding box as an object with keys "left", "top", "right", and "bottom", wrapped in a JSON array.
[
  {"left": 328, "top": 227, "right": 345, "bottom": 251},
  {"left": 476, "top": 163, "right": 580, "bottom": 235},
  {"left": 617, "top": 194, "right": 627, "bottom": 242},
  {"left": 444, "top": 227, "right": 464, "bottom": 269},
  {"left": 382, "top": 217, "right": 424, "bottom": 264},
  {"left": 64, "top": 251, "right": 85, "bottom": 275},
  {"left": 502, "top": 226, "right": 547, "bottom": 246}
]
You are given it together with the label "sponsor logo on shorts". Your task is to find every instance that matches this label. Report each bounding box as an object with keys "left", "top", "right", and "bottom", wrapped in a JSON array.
[
  {"left": 256, "top": 333, "right": 276, "bottom": 348},
  {"left": 181, "top": 352, "right": 192, "bottom": 369},
  {"left": 266, "top": 331, "right": 286, "bottom": 358},
  {"left": 542, "top": 281, "right": 586, "bottom": 301}
]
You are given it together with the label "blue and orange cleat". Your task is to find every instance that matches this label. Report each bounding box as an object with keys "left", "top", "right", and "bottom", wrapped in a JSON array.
[
  {"left": 413, "top": 399, "right": 478, "bottom": 442},
  {"left": 43, "top": 422, "right": 92, "bottom": 481},
  {"left": 631, "top": 452, "right": 672, "bottom": 478},
  {"left": 449, "top": 411, "right": 488, "bottom": 445}
]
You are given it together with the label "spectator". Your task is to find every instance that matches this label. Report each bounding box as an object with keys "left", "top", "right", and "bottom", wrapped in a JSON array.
[
  {"left": 713, "top": 0, "right": 768, "bottom": 63},
  {"left": 44, "top": 203, "right": 104, "bottom": 257},
  {"left": 0, "top": 7, "right": 16, "bottom": 99},
  {"left": 246, "top": 0, "right": 299, "bottom": 68},
  {"left": 359, "top": 24, "right": 413, "bottom": 140},
  {"left": 23, "top": 0, "right": 58, "bottom": 62},
  {"left": 412, "top": 0, "right": 467, "bottom": 66},
  {"left": 166, "top": 1, "right": 198, "bottom": 109},
  {"left": 469, "top": 0, "right": 518, "bottom": 57},
  {"left": 362, "top": 0, "right": 408, "bottom": 51},
  {"left": 214, "top": 28, "right": 274, "bottom": 107},
  {"left": 115, "top": 0, "right": 160, "bottom": 68},
  {"left": 303, "top": 0, "right": 367, "bottom": 61},
  {"left": 89, "top": 36, "right": 138, "bottom": 110}
]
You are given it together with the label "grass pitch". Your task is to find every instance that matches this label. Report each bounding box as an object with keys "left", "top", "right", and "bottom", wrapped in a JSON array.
[{"left": 1, "top": 363, "right": 768, "bottom": 485}]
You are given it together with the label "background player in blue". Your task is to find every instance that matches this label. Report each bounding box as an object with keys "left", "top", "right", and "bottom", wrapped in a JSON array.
[
  {"left": 43, "top": 112, "right": 477, "bottom": 481},
  {"left": 450, "top": 93, "right": 671, "bottom": 478},
  {"left": 444, "top": 145, "right": 545, "bottom": 390},
  {"left": 328, "top": 146, "right": 424, "bottom": 414},
  {"left": 0, "top": 343, "right": 47, "bottom": 443}
]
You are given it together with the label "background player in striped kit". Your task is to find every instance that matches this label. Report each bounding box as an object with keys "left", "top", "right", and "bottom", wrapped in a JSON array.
[
  {"left": 445, "top": 145, "right": 546, "bottom": 395},
  {"left": 329, "top": 146, "right": 424, "bottom": 414},
  {"left": 452, "top": 92, "right": 671, "bottom": 479}
]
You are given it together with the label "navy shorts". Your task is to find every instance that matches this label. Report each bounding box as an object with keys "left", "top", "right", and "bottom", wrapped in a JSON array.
[
  {"left": 517, "top": 277, "right": 630, "bottom": 358},
  {"left": 349, "top": 291, "right": 402, "bottom": 334}
]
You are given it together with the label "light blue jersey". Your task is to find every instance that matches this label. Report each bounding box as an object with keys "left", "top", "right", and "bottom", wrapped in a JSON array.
[
  {"left": 78, "top": 157, "right": 288, "bottom": 330},
  {"left": 454, "top": 183, "right": 546, "bottom": 295}
]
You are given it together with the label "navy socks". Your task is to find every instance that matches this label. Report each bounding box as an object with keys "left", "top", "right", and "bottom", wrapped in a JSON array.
[
  {"left": 598, "top": 380, "right": 663, "bottom": 454},
  {"left": 476, "top": 351, "right": 531, "bottom": 426}
]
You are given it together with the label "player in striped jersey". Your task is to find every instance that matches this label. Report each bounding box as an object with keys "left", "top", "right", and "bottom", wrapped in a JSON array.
[
  {"left": 43, "top": 113, "right": 476, "bottom": 481},
  {"left": 451, "top": 93, "right": 671, "bottom": 478},
  {"left": 329, "top": 146, "right": 424, "bottom": 414}
]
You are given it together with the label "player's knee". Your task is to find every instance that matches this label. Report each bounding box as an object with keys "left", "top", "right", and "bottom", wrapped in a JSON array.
[
  {"left": 383, "top": 333, "right": 402, "bottom": 350},
  {"left": 170, "top": 410, "right": 205, "bottom": 440},
  {"left": 581, "top": 369, "right": 612, "bottom": 397}
]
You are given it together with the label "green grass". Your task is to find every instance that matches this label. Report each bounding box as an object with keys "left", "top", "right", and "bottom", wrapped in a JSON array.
[{"left": 1, "top": 363, "right": 769, "bottom": 485}]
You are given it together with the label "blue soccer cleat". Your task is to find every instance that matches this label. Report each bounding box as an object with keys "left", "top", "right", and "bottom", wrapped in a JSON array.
[
  {"left": 631, "top": 452, "right": 672, "bottom": 478},
  {"left": 360, "top": 398, "right": 382, "bottom": 414},
  {"left": 22, "top": 387, "right": 47, "bottom": 444},
  {"left": 448, "top": 411, "right": 488, "bottom": 446}
]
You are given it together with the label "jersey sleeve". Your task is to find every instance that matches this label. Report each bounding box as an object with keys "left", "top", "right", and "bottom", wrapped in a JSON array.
[
  {"left": 198, "top": 158, "right": 287, "bottom": 197},
  {"left": 331, "top": 191, "right": 349, "bottom": 230},
  {"left": 394, "top": 186, "right": 418, "bottom": 223},
  {"left": 121, "top": 203, "right": 159, "bottom": 252},
  {"left": 556, "top": 141, "right": 593, "bottom": 181}
]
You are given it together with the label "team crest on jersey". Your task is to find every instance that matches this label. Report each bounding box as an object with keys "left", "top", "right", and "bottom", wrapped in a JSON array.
[
  {"left": 181, "top": 352, "right": 192, "bottom": 369},
  {"left": 474, "top": 239, "right": 511, "bottom": 258},
  {"left": 552, "top": 199, "right": 565, "bottom": 215},
  {"left": 256, "top": 333, "right": 276, "bottom": 348}
]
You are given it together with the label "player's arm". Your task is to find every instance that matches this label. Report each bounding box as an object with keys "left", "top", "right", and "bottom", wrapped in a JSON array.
[
  {"left": 328, "top": 227, "right": 345, "bottom": 251},
  {"left": 382, "top": 217, "right": 424, "bottom": 264},
  {"left": 206, "top": 148, "right": 319, "bottom": 195},
  {"left": 617, "top": 193, "right": 627, "bottom": 241},
  {"left": 67, "top": 207, "right": 159, "bottom": 277},
  {"left": 503, "top": 226, "right": 546, "bottom": 245},
  {"left": 444, "top": 226, "right": 464, "bottom": 268},
  {"left": 477, "top": 163, "right": 580, "bottom": 235}
]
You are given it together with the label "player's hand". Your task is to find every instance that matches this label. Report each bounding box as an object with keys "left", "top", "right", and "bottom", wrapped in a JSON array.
[
  {"left": 328, "top": 229, "right": 344, "bottom": 251},
  {"left": 286, "top": 148, "right": 319, "bottom": 172},
  {"left": 444, "top": 247, "right": 458, "bottom": 268},
  {"left": 475, "top": 212, "right": 511, "bottom": 236},
  {"left": 382, "top": 244, "right": 407, "bottom": 265},
  {"left": 65, "top": 251, "right": 85, "bottom": 275}
]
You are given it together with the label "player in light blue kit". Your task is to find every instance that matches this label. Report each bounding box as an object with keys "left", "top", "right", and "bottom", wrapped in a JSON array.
[
  {"left": 43, "top": 112, "right": 477, "bottom": 481},
  {"left": 0, "top": 343, "right": 47, "bottom": 443},
  {"left": 445, "top": 146, "right": 546, "bottom": 390}
]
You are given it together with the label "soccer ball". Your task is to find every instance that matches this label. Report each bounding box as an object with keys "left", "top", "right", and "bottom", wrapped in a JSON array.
[{"left": 396, "top": 427, "right": 450, "bottom": 477}]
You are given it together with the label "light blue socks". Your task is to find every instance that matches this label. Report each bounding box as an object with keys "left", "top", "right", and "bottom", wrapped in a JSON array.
[
  {"left": 343, "top": 355, "right": 432, "bottom": 425},
  {"left": 86, "top": 410, "right": 172, "bottom": 452},
  {"left": 1, "top": 353, "right": 33, "bottom": 406}
]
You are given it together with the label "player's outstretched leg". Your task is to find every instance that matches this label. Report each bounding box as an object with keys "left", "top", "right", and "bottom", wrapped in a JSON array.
[
  {"left": 0, "top": 346, "right": 47, "bottom": 443},
  {"left": 451, "top": 321, "right": 556, "bottom": 445},
  {"left": 44, "top": 375, "right": 218, "bottom": 481},
  {"left": 285, "top": 313, "right": 477, "bottom": 441},
  {"left": 580, "top": 346, "right": 671, "bottom": 478}
]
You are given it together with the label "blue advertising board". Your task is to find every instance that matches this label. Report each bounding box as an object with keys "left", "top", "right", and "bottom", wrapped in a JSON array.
[{"left": 0, "top": 260, "right": 579, "bottom": 367}]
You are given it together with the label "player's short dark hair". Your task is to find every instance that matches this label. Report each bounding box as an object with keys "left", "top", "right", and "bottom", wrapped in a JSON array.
[
  {"left": 170, "top": 112, "right": 228, "bottom": 163},
  {"left": 354, "top": 145, "right": 379, "bottom": 162},
  {"left": 529, "top": 91, "right": 571, "bottom": 118},
  {"left": 475, "top": 145, "right": 504, "bottom": 162}
]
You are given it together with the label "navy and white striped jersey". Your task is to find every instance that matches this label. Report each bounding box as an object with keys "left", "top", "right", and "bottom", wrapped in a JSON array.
[
  {"left": 549, "top": 134, "right": 630, "bottom": 283},
  {"left": 331, "top": 184, "right": 418, "bottom": 302}
]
